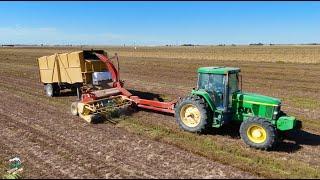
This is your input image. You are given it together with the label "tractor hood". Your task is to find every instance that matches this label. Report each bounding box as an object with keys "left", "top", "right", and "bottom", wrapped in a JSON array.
[{"left": 234, "top": 92, "right": 281, "bottom": 106}]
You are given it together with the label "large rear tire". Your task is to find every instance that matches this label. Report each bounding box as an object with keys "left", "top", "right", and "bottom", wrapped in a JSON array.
[
  {"left": 174, "top": 95, "right": 211, "bottom": 133},
  {"left": 240, "top": 117, "right": 277, "bottom": 150}
]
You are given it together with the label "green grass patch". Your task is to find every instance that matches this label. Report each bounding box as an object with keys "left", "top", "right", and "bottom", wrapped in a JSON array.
[
  {"left": 0, "top": 160, "right": 6, "bottom": 178},
  {"left": 275, "top": 60, "right": 286, "bottom": 64},
  {"left": 117, "top": 117, "right": 320, "bottom": 179},
  {"left": 297, "top": 117, "right": 320, "bottom": 133},
  {"left": 158, "top": 94, "right": 172, "bottom": 102},
  {"left": 2, "top": 173, "right": 21, "bottom": 179},
  {"left": 0, "top": 160, "right": 20, "bottom": 179},
  {"left": 288, "top": 97, "right": 320, "bottom": 110}
]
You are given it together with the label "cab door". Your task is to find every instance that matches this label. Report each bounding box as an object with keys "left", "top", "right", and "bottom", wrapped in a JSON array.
[{"left": 198, "top": 73, "right": 226, "bottom": 110}]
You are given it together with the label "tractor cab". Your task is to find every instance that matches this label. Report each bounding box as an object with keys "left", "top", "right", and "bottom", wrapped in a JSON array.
[{"left": 196, "top": 66, "right": 241, "bottom": 112}]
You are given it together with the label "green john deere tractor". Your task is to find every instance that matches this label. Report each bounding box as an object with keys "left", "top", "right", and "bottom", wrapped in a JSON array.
[{"left": 175, "top": 67, "right": 301, "bottom": 150}]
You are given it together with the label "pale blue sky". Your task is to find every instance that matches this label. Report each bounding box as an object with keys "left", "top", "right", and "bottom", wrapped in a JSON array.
[{"left": 0, "top": 1, "right": 319, "bottom": 45}]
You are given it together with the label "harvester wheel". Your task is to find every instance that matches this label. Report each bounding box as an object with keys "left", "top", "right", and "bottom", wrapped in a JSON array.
[
  {"left": 45, "top": 83, "right": 60, "bottom": 97},
  {"left": 45, "top": 84, "right": 54, "bottom": 97},
  {"left": 71, "top": 102, "right": 79, "bottom": 116},
  {"left": 240, "top": 117, "right": 277, "bottom": 150},
  {"left": 174, "top": 95, "right": 210, "bottom": 133},
  {"left": 53, "top": 84, "right": 60, "bottom": 96}
]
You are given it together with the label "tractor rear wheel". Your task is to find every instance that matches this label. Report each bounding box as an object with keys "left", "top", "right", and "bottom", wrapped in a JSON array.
[
  {"left": 174, "top": 95, "right": 210, "bottom": 133},
  {"left": 240, "top": 117, "right": 277, "bottom": 150}
]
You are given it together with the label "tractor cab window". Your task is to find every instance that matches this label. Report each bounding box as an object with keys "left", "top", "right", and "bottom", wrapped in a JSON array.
[
  {"left": 198, "top": 73, "right": 225, "bottom": 109},
  {"left": 228, "top": 73, "right": 240, "bottom": 108}
]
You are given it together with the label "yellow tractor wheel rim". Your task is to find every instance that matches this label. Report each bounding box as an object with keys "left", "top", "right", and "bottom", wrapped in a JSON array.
[
  {"left": 247, "top": 125, "right": 267, "bottom": 144},
  {"left": 180, "top": 104, "right": 201, "bottom": 127}
]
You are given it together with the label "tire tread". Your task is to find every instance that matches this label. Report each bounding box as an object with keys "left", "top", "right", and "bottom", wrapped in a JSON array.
[{"left": 240, "top": 117, "right": 277, "bottom": 150}]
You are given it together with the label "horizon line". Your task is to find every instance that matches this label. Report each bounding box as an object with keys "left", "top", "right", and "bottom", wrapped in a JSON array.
[{"left": 2, "top": 43, "right": 320, "bottom": 47}]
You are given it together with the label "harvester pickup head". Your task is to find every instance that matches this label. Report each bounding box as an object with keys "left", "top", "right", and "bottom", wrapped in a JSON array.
[{"left": 71, "top": 95, "right": 133, "bottom": 123}]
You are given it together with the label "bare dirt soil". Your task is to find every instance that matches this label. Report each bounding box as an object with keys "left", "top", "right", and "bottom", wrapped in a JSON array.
[
  {"left": 0, "top": 47, "right": 257, "bottom": 178},
  {"left": 1, "top": 47, "right": 320, "bottom": 178},
  {"left": 117, "top": 55, "right": 320, "bottom": 178}
]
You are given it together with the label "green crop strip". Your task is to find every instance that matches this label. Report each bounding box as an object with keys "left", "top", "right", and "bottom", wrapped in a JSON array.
[
  {"left": 117, "top": 117, "right": 320, "bottom": 179},
  {"left": 0, "top": 160, "right": 5, "bottom": 178},
  {"left": 288, "top": 97, "right": 320, "bottom": 110}
]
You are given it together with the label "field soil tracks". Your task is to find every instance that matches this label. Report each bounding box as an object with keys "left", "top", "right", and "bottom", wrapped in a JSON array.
[{"left": 0, "top": 46, "right": 319, "bottom": 178}]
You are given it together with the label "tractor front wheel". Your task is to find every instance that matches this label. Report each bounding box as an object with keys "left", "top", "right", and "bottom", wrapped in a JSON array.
[
  {"left": 240, "top": 117, "right": 277, "bottom": 150},
  {"left": 174, "top": 95, "right": 210, "bottom": 133}
]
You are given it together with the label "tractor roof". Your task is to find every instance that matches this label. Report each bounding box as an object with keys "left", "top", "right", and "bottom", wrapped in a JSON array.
[{"left": 197, "top": 67, "right": 241, "bottom": 74}]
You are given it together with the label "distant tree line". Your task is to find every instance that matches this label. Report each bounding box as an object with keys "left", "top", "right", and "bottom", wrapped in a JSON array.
[
  {"left": 301, "top": 43, "right": 320, "bottom": 45},
  {"left": 249, "top": 43, "right": 264, "bottom": 46},
  {"left": 1, "top": 44, "right": 14, "bottom": 47},
  {"left": 180, "top": 44, "right": 200, "bottom": 46},
  {"left": 2, "top": 43, "right": 320, "bottom": 48}
]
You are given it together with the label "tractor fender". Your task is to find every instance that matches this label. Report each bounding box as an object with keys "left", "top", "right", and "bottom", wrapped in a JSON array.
[{"left": 191, "top": 89, "right": 216, "bottom": 112}]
